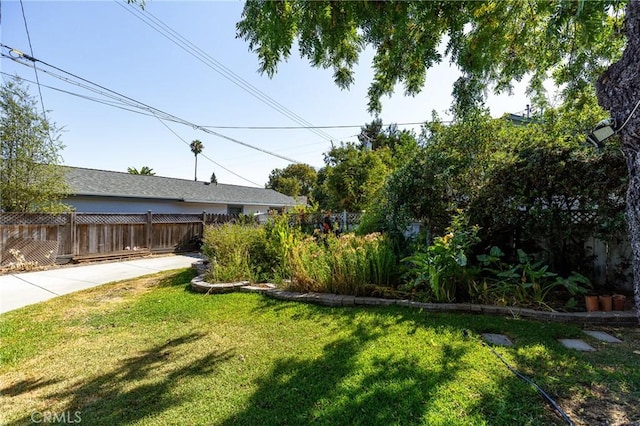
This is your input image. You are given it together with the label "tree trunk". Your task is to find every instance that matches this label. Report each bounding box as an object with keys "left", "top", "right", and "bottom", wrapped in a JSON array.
[{"left": 596, "top": 0, "right": 640, "bottom": 322}]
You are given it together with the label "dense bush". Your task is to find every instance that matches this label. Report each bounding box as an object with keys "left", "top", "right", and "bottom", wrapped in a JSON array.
[
  {"left": 201, "top": 215, "right": 398, "bottom": 294},
  {"left": 368, "top": 102, "right": 627, "bottom": 290},
  {"left": 202, "top": 222, "right": 271, "bottom": 283},
  {"left": 400, "top": 214, "right": 593, "bottom": 309}
]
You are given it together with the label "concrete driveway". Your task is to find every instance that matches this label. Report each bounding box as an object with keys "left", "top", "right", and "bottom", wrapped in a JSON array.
[{"left": 0, "top": 253, "right": 202, "bottom": 315}]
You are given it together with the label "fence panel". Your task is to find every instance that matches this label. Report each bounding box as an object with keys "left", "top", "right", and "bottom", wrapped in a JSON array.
[
  {"left": 74, "top": 223, "right": 146, "bottom": 255},
  {"left": 152, "top": 222, "right": 203, "bottom": 252},
  {"left": 0, "top": 213, "right": 70, "bottom": 264}
]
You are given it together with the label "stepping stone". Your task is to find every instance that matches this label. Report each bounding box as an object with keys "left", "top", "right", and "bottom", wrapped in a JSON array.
[
  {"left": 482, "top": 333, "right": 513, "bottom": 347},
  {"left": 583, "top": 330, "right": 623, "bottom": 343},
  {"left": 558, "top": 339, "right": 596, "bottom": 351}
]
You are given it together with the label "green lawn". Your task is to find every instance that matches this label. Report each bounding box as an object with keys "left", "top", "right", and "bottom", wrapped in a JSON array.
[{"left": 1, "top": 269, "right": 638, "bottom": 425}]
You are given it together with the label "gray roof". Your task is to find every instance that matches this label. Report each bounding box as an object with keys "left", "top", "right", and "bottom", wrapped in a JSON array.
[{"left": 64, "top": 166, "right": 298, "bottom": 207}]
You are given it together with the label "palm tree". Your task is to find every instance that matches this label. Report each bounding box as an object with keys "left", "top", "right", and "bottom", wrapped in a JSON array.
[
  {"left": 127, "top": 166, "right": 155, "bottom": 176},
  {"left": 190, "top": 140, "right": 204, "bottom": 181}
]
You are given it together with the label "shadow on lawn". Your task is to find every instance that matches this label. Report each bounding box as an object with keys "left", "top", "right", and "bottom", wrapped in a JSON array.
[
  {"left": 158, "top": 268, "right": 198, "bottom": 288},
  {"left": 0, "top": 377, "right": 61, "bottom": 397},
  {"left": 6, "top": 332, "right": 233, "bottom": 426},
  {"left": 244, "top": 296, "right": 578, "bottom": 424}
]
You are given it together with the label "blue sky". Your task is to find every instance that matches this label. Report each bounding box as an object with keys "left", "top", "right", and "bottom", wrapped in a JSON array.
[{"left": 2, "top": 1, "right": 533, "bottom": 187}]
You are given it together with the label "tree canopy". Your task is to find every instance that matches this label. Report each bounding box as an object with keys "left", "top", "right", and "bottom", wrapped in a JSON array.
[
  {"left": 237, "top": 0, "right": 640, "bottom": 321},
  {"left": 266, "top": 163, "right": 317, "bottom": 198},
  {"left": 127, "top": 166, "right": 155, "bottom": 175},
  {"left": 237, "top": 1, "right": 625, "bottom": 114},
  {"left": 0, "top": 79, "right": 69, "bottom": 213}
]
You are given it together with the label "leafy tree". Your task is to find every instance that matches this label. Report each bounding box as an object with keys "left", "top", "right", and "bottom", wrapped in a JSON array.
[
  {"left": 266, "top": 163, "right": 317, "bottom": 198},
  {"left": 237, "top": 0, "right": 640, "bottom": 318},
  {"left": 375, "top": 101, "right": 626, "bottom": 282},
  {"left": 190, "top": 139, "right": 204, "bottom": 181},
  {"left": 357, "top": 119, "right": 420, "bottom": 167},
  {"left": 0, "top": 79, "right": 69, "bottom": 213},
  {"left": 127, "top": 166, "right": 155, "bottom": 175},
  {"left": 318, "top": 143, "right": 390, "bottom": 212}
]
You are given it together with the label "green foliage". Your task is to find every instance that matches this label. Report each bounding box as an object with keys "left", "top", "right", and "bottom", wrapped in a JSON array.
[
  {"left": 237, "top": 1, "right": 625, "bottom": 114},
  {"left": 202, "top": 223, "right": 270, "bottom": 283},
  {"left": 401, "top": 213, "right": 480, "bottom": 302},
  {"left": 357, "top": 119, "right": 419, "bottom": 165},
  {"left": 263, "top": 211, "right": 301, "bottom": 280},
  {"left": 375, "top": 101, "right": 626, "bottom": 282},
  {"left": 475, "top": 247, "right": 592, "bottom": 309},
  {"left": 204, "top": 213, "right": 397, "bottom": 295},
  {"left": 288, "top": 232, "right": 397, "bottom": 295},
  {"left": 317, "top": 142, "right": 391, "bottom": 212},
  {"left": 266, "top": 163, "right": 317, "bottom": 198},
  {"left": 127, "top": 166, "right": 155, "bottom": 175},
  {"left": 0, "top": 79, "right": 70, "bottom": 213}
]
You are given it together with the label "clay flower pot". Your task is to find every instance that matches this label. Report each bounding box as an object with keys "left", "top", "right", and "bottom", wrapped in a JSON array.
[
  {"left": 613, "top": 294, "right": 626, "bottom": 311},
  {"left": 599, "top": 295, "right": 612, "bottom": 312},
  {"left": 585, "top": 295, "right": 599, "bottom": 312}
]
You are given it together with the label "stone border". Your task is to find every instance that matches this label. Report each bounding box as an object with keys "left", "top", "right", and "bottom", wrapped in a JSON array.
[{"left": 190, "top": 262, "right": 637, "bottom": 326}]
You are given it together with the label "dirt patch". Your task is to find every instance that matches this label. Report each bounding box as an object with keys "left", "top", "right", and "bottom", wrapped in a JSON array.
[{"left": 563, "top": 383, "right": 640, "bottom": 426}]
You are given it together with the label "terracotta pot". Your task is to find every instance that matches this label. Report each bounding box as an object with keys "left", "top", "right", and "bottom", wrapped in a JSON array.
[
  {"left": 585, "top": 295, "right": 599, "bottom": 312},
  {"left": 613, "top": 294, "right": 626, "bottom": 311},
  {"left": 599, "top": 295, "right": 612, "bottom": 312}
]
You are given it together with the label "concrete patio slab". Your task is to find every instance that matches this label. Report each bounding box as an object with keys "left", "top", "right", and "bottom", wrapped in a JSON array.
[
  {"left": 583, "top": 330, "right": 623, "bottom": 343},
  {"left": 558, "top": 339, "right": 596, "bottom": 351},
  {"left": 482, "top": 333, "right": 513, "bottom": 347}
]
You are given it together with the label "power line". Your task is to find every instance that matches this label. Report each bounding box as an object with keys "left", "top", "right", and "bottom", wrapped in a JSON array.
[
  {"left": 0, "top": 71, "right": 163, "bottom": 119},
  {"left": 115, "top": 0, "right": 338, "bottom": 143},
  {"left": 154, "top": 117, "right": 262, "bottom": 187},
  {"left": 1, "top": 45, "right": 304, "bottom": 164},
  {"left": 198, "top": 122, "right": 428, "bottom": 130},
  {"left": 1, "top": 71, "right": 265, "bottom": 186},
  {"left": 18, "top": 0, "right": 46, "bottom": 117}
]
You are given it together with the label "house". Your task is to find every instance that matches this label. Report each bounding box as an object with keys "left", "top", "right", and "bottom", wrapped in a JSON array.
[{"left": 62, "top": 166, "right": 300, "bottom": 214}]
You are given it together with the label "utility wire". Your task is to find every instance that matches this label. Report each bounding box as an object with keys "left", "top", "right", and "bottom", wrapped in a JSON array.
[
  {"left": 115, "top": 0, "right": 338, "bottom": 143},
  {"left": 18, "top": 0, "right": 46, "bottom": 117},
  {"left": 1, "top": 45, "right": 303, "bottom": 164},
  {"left": 154, "top": 117, "right": 262, "bottom": 187},
  {"left": 1, "top": 70, "right": 264, "bottom": 186},
  {"left": 0, "top": 71, "right": 158, "bottom": 117},
  {"left": 199, "top": 122, "right": 428, "bottom": 130},
  {"left": 0, "top": 70, "right": 339, "bottom": 157}
]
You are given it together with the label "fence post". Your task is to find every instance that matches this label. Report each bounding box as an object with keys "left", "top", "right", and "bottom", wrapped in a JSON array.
[
  {"left": 69, "top": 211, "right": 76, "bottom": 257},
  {"left": 146, "top": 210, "right": 153, "bottom": 251},
  {"left": 201, "top": 211, "right": 207, "bottom": 239},
  {"left": 342, "top": 210, "right": 348, "bottom": 232}
]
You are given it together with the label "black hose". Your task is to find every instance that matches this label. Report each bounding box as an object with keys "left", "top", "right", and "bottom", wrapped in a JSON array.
[{"left": 462, "top": 329, "right": 575, "bottom": 426}]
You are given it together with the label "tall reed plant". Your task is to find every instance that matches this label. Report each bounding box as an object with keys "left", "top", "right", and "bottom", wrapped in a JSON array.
[
  {"left": 287, "top": 232, "right": 397, "bottom": 295},
  {"left": 202, "top": 223, "right": 270, "bottom": 283}
]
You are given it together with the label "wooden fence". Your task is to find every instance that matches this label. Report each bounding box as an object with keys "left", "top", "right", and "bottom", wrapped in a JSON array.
[{"left": 0, "top": 212, "right": 238, "bottom": 266}]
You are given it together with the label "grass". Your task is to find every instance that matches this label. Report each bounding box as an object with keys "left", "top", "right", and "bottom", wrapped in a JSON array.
[{"left": 1, "top": 269, "right": 638, "bottom": 425}]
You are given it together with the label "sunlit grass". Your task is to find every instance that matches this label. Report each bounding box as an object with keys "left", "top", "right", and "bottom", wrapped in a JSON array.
[{"left": 1, "top": 268, "right": 638, "bottom": 425}]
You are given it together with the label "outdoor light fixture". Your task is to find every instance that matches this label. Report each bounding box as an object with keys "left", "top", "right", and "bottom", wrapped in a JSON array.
[{"left": 587, "top": 118, "right": 616, "bottom": 149}]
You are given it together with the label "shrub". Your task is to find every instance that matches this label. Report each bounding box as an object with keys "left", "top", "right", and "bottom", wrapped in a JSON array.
[
  {"left": 474, "top": 246, "right": 592, "bottom": 309},
  {"left": 280, "top": 231, "right": 397, "bottom": 296},
  {"left": 202, "top": 223, "right": 269, "bottom": 283},
  {"left": 401, "top": 213, "right": 479, "bottom": 302}
]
